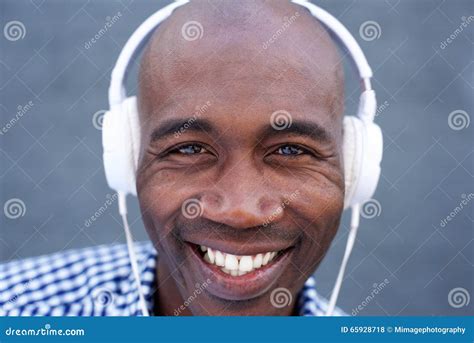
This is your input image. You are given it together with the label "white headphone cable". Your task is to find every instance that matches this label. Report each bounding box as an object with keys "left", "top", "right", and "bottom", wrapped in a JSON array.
[
  {"left": 118, "top": 192, "right": 150, "bottom": 316},
  {"left": 326, "top": 203, "right": 361, "bottom": 316}
]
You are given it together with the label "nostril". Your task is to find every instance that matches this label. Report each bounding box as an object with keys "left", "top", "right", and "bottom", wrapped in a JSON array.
[
  {"left": 198, "top": 188, "right": 285, "bottom": 229},
  {"left": 259, "top": 198, "right": 284, "bottom": 215},
  {"left": 200, "top": 192, "right": 223, "bottom": 209}
]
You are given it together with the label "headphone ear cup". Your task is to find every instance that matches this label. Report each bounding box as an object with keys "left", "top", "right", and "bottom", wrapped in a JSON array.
[
  {"left": 342, "top": 116, "right": 362, "bottom": 209},
  {"left": 342, "top": 116, "right": 383, "bottom": 209},
  {"left": 102, "top": 96, "right": 140, "bottom": 196}
]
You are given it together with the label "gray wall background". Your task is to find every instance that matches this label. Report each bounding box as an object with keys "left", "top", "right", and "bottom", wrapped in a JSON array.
[{"left": 0, "top": 0, "right": 472, "bottom": 316}]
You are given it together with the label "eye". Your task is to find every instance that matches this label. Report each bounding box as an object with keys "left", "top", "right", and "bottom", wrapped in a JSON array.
[
  {"left": 274, "top": 144, "right": 306, "bottom": 156},
  {"left": 173, "top": 144, "right": 209, "bottom": 155}
]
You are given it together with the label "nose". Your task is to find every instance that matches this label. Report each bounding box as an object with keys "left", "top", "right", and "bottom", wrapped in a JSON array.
[{"left": 200, "top": 160, "right": 284, "bottom": 229}]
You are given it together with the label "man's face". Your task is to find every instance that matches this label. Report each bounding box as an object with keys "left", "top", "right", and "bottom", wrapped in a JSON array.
[{"left": 136, "top": 1, "right": 345, "bottom": 315}]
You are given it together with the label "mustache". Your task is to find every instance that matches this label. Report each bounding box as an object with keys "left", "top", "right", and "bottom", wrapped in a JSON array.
[{"left": 174, "top": 217, "right": 300, "bottom": 244}]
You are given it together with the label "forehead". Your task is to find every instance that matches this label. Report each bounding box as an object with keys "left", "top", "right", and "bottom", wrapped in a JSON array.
[{"left": 137, "top": 1, "right": 344, "bottom": 134}]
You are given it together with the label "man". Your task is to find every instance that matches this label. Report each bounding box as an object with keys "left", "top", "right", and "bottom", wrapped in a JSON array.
[{"left": 1, "top": 0, "right": 346, "bottom": 316}]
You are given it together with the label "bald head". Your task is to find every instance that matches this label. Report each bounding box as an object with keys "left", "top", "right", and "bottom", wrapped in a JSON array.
[{"left": 138, "top": 0, "right": 344, "bottom": 123}]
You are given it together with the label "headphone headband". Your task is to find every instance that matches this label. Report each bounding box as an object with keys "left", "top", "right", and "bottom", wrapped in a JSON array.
[{"left": 108, "top": 0, "right": 374, "bottom": 111}]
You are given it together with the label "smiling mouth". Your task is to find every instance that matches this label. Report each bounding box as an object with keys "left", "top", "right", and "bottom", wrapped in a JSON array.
[
  {"left": 189, "top": 241, "right": 292, "bottom": 279},
  {"left": 198, "top": 245, "right": 282, "bottom": 277},
  {"left": 184, "top": 240, "right": 294, "bottom": 300}
]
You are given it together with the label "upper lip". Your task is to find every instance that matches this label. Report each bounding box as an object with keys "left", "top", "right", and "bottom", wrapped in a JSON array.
[{"left": 185, "top": 239, "right": 294, "bottom": 256}]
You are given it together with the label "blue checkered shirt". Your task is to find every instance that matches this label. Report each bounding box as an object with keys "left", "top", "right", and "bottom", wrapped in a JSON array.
[{"left": 0, "top": 242, "right": 346, "bottom": 316}]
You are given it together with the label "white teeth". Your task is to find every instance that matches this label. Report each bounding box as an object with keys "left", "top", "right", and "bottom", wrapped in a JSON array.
[
  {"left": 262, "top": 252, "right": 271, "bottom": 265},
  {"left": 199, "top": 245, "right": 280, "bottom": 276},
  {"left": 225, "top": 254, "right": 239, "bottom": 271},
  {"left": 215, "top": 250, "right": 225, "bottom": 266},
  {"left": 207, "top": 248, "right": 215, "bottom": 264},
  {"left": 239, "top": 256, "right": 253, "bottom": 272},
  {"left": 253, "top": 254, "right": 263, "bottom": 268}
]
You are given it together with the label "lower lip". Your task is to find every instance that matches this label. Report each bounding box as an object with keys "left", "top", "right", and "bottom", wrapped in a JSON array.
[{"left": 186, "top": 243, "right": 293, "bottom": 301}]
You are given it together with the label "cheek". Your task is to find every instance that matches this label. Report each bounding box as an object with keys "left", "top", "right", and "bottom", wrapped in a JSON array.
[
  {"left": 137, "top": 168, "right": 191, "bottom": 222},
  {"left": 137, "top": 168, "right": 209, "bottom": 258},
  {"left": 302, "top": 181, "right": 344, "bottom": 219},
  {"left": 292, "top": 178, "right": 344, "bottom": 262},
  {"left": 137, "top": 179, "right": 190, "bottom": 272},
  {"left": 288, "top": 165, "right": 344, "bottom": 222},
  {"left": 136, "top": 170, "right": 183, "bottom": 242}
]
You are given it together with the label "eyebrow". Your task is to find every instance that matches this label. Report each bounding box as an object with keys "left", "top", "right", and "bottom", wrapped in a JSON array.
[
  {"left": 149, "top": 117, "right": 333, "bottom": 144},
  {"left": 260, "top": 120, "right": 333, "bottom": 144},
  {"left": 150, "top": 118, "right": 216, "bottom": 142}
]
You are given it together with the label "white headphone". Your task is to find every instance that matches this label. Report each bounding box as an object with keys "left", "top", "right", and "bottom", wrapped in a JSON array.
[{"left": 101, "top": 0, "right": 383, "bottom": 316}]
